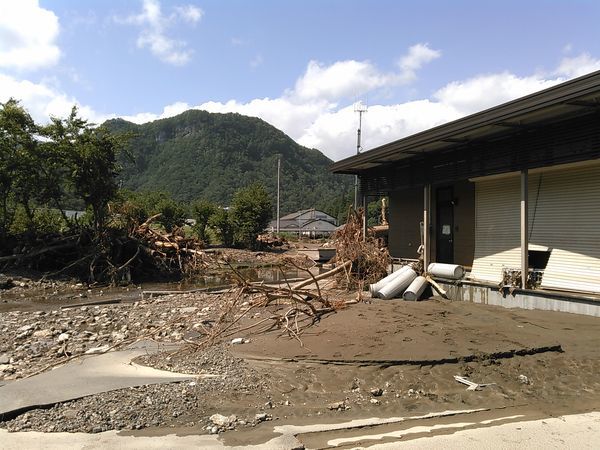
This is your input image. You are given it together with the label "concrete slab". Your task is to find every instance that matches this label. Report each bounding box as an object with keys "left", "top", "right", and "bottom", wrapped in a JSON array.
[
  {"left": 0, "top": 341, "right": 206, "bottom": 417},
  {"left": 366, "top": 411, "right": 600, "bottom": 449},
  {"left": 0, "top": 411, "right": 598, "bottom": 449},
  {"left": 0, "top": 429, "right": 302, "bottom": 450}
]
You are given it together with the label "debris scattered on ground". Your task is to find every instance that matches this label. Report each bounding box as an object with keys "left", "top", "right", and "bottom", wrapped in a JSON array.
[
  {"left": 2, "top": 249, "right": 600, "bottom": 437},
  {"left": 454, "top": 375, "right": 497, "bottom": 391},
  {"left": 518, "top": 374, "right": 531, "bottom": 385},
  {"left": 370, "top": 388, "right": 384, "bottom": 397},
  {"left": 332, "top": 208, "right": 389, "bottom": 290},
  {"left": 328, "top": 400, "right": 351, "bottom": 411}
]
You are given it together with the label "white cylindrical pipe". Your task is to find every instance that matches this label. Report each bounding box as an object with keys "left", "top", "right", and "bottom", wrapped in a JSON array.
[
  {"left": 378, "top": 267, "right": 417, "bottom": 300},
  {"left": 427, "top": 263, "right": 464, "bottom": 279},
  {"left": 369, "top": 265, "right": 411, "bottom": 296},
  {"left": 403, "top": 276, "right": 428, "bottom": 301}
]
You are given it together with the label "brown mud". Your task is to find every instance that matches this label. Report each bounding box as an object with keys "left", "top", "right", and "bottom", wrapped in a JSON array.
[{"left": 1, "top": 257, "right": 600, "bottom": 445}]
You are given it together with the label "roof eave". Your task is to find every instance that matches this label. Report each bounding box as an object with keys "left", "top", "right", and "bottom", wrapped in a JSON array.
[{"left": 330, "top": 70, "right": 600, "bottom": 174}]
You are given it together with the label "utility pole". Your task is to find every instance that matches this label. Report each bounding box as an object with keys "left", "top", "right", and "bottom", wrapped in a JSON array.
[
  {"left": 354, "top": 101, "right": 367, "bottom": 209},
  {"left": 276, "top": 154, "right": 281, "bottom": 234}
]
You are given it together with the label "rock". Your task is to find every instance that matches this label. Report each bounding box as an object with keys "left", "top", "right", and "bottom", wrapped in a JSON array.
[
  {"left": 111, "top": 332, "right": 126, "bottom": 341},
  {"left": 327, "top": 401, "right": 350, "bottom": 411},
  {"left": 85, "top": 345, "right": 110, "bottom": 355},
  {"left": 0, "top": 354, "right": 9, "bottom": 364},
  {"left": 57, "top": 333, "right": 70, "bottom": 343},
  {"left": 18, "top": 324, "right": 34, "bottom": 332},
  {"left": 370, "top": 388, "right": 384, "bottom": 397},
  {"left": 180, "top": 307, "right": 198, "bottom": 314},
  {"left": 32, "top": 329, "right": 53, "bottom": 338},
  {"left": 518, "top": 374, "right": 530, "bottom": 385},
  {"left": 255, "top": 413, "right": 268, "bottom": 422},
  {"left": 230, "top": 338, "right": 245, "bottom": 345},
  {"left": 0, "top": 275, "right": 14, "bottom": 289},
  {"left": 370, "top": 398, "right": 380, "bottom": 405},
  {"left": 16, "top": 330, "right": 33, "bottom": 339},
  {"left": 210, "top": 413, "right": 237, "bottom": 427}
]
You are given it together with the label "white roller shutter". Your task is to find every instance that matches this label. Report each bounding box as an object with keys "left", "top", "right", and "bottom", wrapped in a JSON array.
[
  {"left": 470, "top": 176, "right": 521, "bottom": 283},
  {"left": 533, "top": 166, "right": 600, "bottom": 293},
  {"left": 471, "top": 163, "right": 600, "bottom": 293}
]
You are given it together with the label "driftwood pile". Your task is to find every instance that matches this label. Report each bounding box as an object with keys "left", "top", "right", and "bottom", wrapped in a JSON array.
[
  {"left": 131, "top": 213, "right": 208, "bottom": 279},
  {"left": 332, "top": 207, "right": 389, "bottom": 290},
  {"left": 0, "top": 213, "right": 208, "bottom": 285}
]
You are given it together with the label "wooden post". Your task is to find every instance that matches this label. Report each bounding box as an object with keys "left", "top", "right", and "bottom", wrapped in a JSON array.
[
  {"left": 520, "top": 169, "right": 529, "bottom": 289},
  {"left": 423, "top": 184, "right": 431, "bottom": 270},
  {"left": 362, "top": 194, "right": 367, "bottom": 241}
]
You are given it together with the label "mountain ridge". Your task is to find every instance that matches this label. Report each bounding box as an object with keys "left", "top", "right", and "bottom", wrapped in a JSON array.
[{"left": 104, "top": 109, "right": 352, "bottom": 216}]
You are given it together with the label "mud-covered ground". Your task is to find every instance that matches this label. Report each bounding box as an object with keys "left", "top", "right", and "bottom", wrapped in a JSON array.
[{"left": 1, "top": 269, "right": 600, "bottom": 442}]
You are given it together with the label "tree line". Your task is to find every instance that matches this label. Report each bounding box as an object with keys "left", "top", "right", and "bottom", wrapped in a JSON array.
[{"left": 0, "top": 99, "right": 273, "bottom": 252}]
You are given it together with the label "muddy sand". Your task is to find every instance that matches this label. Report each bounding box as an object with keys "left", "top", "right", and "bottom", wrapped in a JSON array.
[{"left": 2, "top": 288, "right": 600, "bottom": 447}]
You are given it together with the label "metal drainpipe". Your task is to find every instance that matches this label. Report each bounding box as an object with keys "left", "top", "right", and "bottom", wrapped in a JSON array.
[
  {"left": 521, "top": 169, "right": 529, "bottom": 289},
  {"left": 423, "top": 184, "right": 431, "bottom": 270}
]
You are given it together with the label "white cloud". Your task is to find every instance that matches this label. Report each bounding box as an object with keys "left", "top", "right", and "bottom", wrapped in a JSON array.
[
  {"left": 174, "top": 5, "right": 203, "bottom": 23},
  {"left": 250, "top": 54, "right": 264, "bottom": 69},
  {"left": 0, "top": 73, "right": 108, "bottom": 124},
  {"left": 291, "top": 59, "right": 393, "bottom": 102},
  {"left": 555, "top": 53, "right": 600, "bottom": 79},
  {"left": 433, "top": 72, "right": 562, "bottom": 115},
  {"left": 397, "top": 43, "right": 441, "bottom": 83},
  {"left": 0, "top": 0, "right": 60, "bottom": 71},
  {"left": 117, "top": 0, "right": 203, "bottom": 66},
  {"left": 108, "top": 50, "right": 600, "bottom": 161},
  {"left": 289, "top": 44, "right": 440, "bottom": 103},
  {"left": 4, "top": 41, "right": 600, "bottom": 164},
  {"left": 122, "top": 101, "right": 191, "bottom": 123}
]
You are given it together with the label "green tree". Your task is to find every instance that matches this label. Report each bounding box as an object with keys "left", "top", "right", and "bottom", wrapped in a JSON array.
[
  {"left": 155, "top": 196, "right": 186, "bottom": 233},
  {"left": 191, "top": 199, "right": 217, "bottom": 243},
  {"left": 209, "top": 208, "right": 234, "bottom": 246},
  {"left": 230, "top": 183, "right": 272, "bottom": 249},
  {"left": 42, "top": 107, "right": 126, "bottom": 232},
  {"left": 0, "top": 99, "right": 38, "bottom": 237}
]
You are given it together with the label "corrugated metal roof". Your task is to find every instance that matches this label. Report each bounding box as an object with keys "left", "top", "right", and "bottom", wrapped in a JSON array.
[{"left": 331, "top": 70, "right": 600, "bottom": 174}]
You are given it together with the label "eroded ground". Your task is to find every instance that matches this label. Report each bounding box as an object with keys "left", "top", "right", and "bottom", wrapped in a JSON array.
[{"left": 1, "top": 280, "right": 600, "bottom": 447}]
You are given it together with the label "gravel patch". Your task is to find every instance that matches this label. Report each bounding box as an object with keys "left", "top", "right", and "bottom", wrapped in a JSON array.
[
  {"left": 1, "top": 345, "right": 269, "bottom": 433},
  {"left": 0, "top": 293, "right": 222, "bottom": 380}
]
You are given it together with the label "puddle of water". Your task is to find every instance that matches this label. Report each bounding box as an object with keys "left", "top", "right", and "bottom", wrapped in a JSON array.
[{"left": 0, "top": 266, "right": 324, "bottom": 313}]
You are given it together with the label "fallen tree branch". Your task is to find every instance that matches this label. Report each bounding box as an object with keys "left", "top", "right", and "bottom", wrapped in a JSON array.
[
  {"left": 426, "top": 275, "right": 448, "bottom": 299},
  {"left": 292, "top": 260, "right": 352, "bottom": 290}
]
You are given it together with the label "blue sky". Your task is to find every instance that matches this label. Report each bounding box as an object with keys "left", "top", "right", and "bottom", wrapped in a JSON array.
[{"left": 2, "top": 0, "right": 600, "bottom": 161}]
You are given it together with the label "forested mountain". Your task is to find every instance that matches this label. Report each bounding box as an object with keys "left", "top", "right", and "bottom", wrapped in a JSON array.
[{"left": 104, "top": 110, "right": 353, "bottom": 217}]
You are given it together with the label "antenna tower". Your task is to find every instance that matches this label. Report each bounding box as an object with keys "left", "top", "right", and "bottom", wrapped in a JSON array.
[{"left": 354, "top": 101, "right": 368, "bottom": 209}]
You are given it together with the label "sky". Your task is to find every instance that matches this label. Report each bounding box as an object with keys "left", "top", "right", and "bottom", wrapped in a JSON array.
[{"left": 2, "top": 0, "right": 600, "bottom": 162}]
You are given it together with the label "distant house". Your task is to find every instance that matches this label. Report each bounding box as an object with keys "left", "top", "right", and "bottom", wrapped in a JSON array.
[{"left": 268, "top": 209, "right": 337, "bottom": 237}]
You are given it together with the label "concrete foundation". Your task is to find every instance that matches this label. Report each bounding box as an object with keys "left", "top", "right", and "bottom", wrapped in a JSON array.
[{"left": 437, "top": 279, "right": 600, "bottom": 317}]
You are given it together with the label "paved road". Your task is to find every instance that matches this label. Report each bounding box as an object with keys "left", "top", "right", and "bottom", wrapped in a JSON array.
[
  {"left": 1, "top": 411, "right": 599, "bottom": 449},
  {"left": 0, "top": 341, "right": 197, "bottom": 416}
]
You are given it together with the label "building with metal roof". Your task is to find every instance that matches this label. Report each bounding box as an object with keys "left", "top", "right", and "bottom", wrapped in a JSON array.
[{"left": 332, "top": 70, "right": 600, "bottom": 316}]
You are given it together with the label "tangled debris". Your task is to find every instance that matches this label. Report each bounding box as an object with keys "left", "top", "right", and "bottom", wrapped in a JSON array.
[
  {"left": 332, "top": 207, "right": 390, "bottom": 290},
  {"left": 0, "top": 213, "right": 208, "bottom": 286}
]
